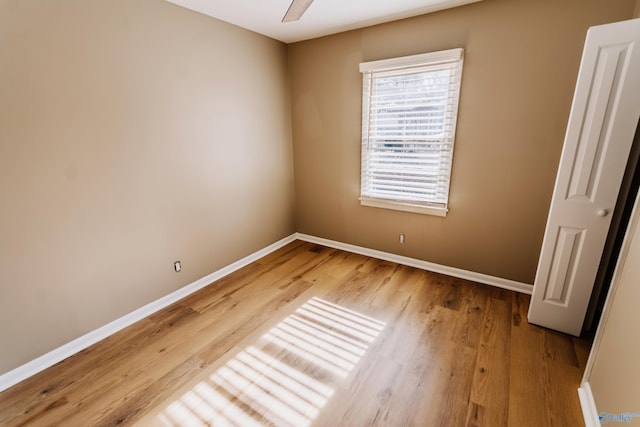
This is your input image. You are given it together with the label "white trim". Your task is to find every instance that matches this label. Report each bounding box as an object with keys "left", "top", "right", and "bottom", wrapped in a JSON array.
[
  {"left": 582, "top": 189, "right": 640, "bottom": 383},
  {"left": 295, "top": 233, "right": 533, "bottom": 295},
  {"left": 359, "top": 48, "right": 463, "bottom": 72},
  {"left": 578, "top": 382, "right": 600, "bottom": 427},
  {"left": 360, "top": 197, "right": 448, "bottom": 217},
  {"left": 576, "top": 190, "right": 640, "bottom": 427},
  {"left": 0, "top": 231, "right": 532, "bottom": 393},
  {"left": 0, "top": 233, "right": 297, "bottom": 393}
]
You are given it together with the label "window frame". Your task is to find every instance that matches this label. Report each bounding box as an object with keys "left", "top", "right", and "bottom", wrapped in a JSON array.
[{"left": 359, "top": 48, "right": 464, "bottom": 217}]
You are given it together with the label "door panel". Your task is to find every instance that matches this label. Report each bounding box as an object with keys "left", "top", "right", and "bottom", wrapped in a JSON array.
[
  {"left": 528, "top": 18, "right": 640, "bottom": 336},
  {"left": 543, "top": 227, "right": 584, "bottom": 305},
  {"left": 567, "top": 44, "right": 631, "bottom": 201}
]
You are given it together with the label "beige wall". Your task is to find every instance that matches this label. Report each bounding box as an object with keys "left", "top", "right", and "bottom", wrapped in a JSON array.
[
  {"left": 636, "top": 0, "right": 640, "bottom": 17},
  {"left": 0, "top": 0, "right": 295, "bottom": 373},
  {"left": 288, "top": 0, "right": 636, "bottom": 284},
  {"left": 588, "top": 193, "right": 640, "bottom": 416}
]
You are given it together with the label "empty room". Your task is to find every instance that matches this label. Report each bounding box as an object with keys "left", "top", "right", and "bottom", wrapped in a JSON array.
[{"left": 1, "top": 0, "right": 640, "bottom": 425}]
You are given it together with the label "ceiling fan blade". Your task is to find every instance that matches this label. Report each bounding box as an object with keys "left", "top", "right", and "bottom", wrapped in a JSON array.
[{"left": 282, "top": 0, "right": 314, "bottom": 23}]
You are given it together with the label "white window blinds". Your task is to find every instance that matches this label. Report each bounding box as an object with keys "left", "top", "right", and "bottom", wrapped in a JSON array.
[{"left": 359, "top": 48, "right": 464, "bottom": 216}]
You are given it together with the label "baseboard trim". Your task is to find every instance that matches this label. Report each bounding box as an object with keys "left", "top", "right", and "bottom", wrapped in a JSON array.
[
  {"left": 578, "top": 382, "right": 600, "bottom": 427},
  {"left": 0, "top": 233, "right": 298, "bottom": 393},
  {"left": 0, "top": 232, "right": 532, "bottom": 393},
  {"left": 295, "top": 233, "right": 533, "bottom": 295}
]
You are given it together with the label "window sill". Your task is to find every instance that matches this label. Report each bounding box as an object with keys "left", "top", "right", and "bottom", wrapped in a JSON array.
[{"left": 360, "top": 197, "right": 448, "bottom": 217}]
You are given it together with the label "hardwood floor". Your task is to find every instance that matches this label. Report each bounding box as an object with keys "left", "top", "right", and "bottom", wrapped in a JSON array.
[{"left": 0, "top": 241, "right": 591, "bottom": 426}]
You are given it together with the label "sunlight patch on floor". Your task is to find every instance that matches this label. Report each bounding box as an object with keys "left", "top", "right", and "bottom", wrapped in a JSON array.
[{"left": 157, "top": 297, "right": 386, "bottom": 426}]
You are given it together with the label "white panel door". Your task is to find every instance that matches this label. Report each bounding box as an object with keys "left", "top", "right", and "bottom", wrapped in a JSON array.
[{"left": 528, "top": 18, "right": 640, "bottom": 336}]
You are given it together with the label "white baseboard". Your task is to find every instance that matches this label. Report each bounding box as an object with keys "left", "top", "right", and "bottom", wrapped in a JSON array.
[
  {"left": 578, "top": 382, "right": 600, "bottom": 427},
  {"left": 0, "top": 233, "right": 298, "bottom": 393},
  {"left": 0, "top": 232, "right": 533, "bottom": 393},
  {"left": 295, "top": 233, "right": 533, "bottom": 295}
]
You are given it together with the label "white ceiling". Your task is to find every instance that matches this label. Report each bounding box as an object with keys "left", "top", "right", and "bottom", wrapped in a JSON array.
[{"left": 166, "top": 0, "right": 483, "bottom": 44}]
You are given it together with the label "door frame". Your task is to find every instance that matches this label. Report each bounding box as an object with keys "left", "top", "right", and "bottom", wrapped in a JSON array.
[{"left": 578, "top": 172, "right": 640, "bottom": 426}]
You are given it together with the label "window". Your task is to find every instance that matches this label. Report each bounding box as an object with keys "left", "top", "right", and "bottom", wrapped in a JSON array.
[{"left": 359, "top": 48, "right": 464, "bottom": 217}]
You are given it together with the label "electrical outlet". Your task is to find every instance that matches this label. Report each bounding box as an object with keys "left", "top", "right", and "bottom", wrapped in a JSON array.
[
  {"left": 174, "top": 261, "right": 181, "bottom": 272},
  {"left": 399, "top": 233, "right": 405, "bottom": 244}
]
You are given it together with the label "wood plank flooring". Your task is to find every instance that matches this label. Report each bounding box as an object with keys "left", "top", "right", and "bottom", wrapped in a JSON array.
[{"left": 0, "top": 241, "right": 592, "bottom": 426}]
